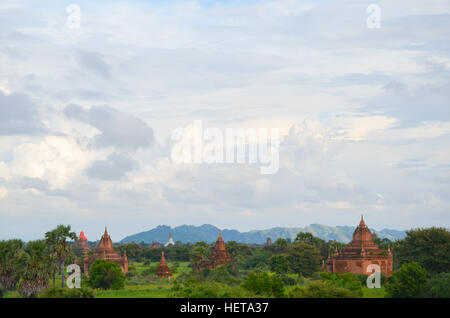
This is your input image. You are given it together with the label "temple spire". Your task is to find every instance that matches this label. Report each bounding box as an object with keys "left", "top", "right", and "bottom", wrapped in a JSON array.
[{"left": 360, "top": 214, "right": 366, "bottom": 227}]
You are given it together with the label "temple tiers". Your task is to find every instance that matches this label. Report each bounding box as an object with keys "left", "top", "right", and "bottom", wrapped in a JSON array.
[
  {"left": 83, "top": 227, "right": 128, "bottom": 276},
  {"left": 199, "top": 231, "right": 234, "bottom": 271},
  {"left": 156, "top": 252, "right": 172, "bottom": 278},
  {"left": 326, "top": 215, "right": 393, "bottom": 276}
]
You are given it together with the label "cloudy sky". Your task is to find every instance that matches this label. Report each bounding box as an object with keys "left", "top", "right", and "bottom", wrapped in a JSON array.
[{"left": 1, "top": 0, "right": 449, "bottom": 241}]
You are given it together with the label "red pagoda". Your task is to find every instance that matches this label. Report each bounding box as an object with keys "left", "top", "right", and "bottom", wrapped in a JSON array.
[
  {"left": 326, "top": 215, "right": 393, "bottom": 276},
  {"left": 83, "top": 227, "right": 128, "bottom": 276},
  {"left": 156, "top": 251, "right": 172, "bottom": 278},
  {"left": 199, "top": 231, "right": 234, "bottom": 271}
]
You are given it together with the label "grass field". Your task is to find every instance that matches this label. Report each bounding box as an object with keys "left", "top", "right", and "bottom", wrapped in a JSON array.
[
  {"left": 2, "top": 261, "right": 388, "bottom": 298},
  {"left": 362, "top": 287, "right": 386, "bottom": 298}
]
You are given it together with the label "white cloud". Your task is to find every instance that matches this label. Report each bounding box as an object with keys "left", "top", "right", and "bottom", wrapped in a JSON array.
[{"left": 11, "top": 136, "right": 93, "bottom": 189}]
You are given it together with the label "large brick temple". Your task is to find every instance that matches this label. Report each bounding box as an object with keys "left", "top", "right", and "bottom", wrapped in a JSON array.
[
  {"left": 199, "top": 231, "right": 234, "bottom": 271},
  {"left": 83, "top": 227, "right": 128, "bottom": 276},
  {"left": 326, "top": 215, "right": 393, "bottom": 276}
]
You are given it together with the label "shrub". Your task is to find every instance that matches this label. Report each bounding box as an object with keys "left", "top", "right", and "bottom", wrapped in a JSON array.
[
  {"left": 87, "top": 260, "right": 126, "bottom": 290},
  {"left": 204, "top": 266, "right": 242, "bottom": 285},
  {"left": 242, "top": 272, "right": 285, "bottom": 297},
  {"left": 288, "top": 281, "right": 359, "bottom": 298},
  {"left": 320, "top": 272, "right": 363, "bottom": 297}
]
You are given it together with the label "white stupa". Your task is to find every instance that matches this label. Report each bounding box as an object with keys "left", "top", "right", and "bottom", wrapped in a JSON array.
[{"left": 164, "top": 233, "right": 175, "bottom": 247}]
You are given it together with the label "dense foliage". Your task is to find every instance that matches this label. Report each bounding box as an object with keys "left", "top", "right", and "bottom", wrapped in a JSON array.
[
  {"left": 87, "top": 259, "right": 126, "bottom": 290},
  {"left": 392, "top": 227, "right": 450, "bottom": 274},
  {"left": 386, "top": 262, "right": 428, "bottom": 298}
]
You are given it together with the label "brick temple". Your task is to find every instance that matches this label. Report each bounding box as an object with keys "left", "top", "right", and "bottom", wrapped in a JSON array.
[
  {"left": 326, "top": 215, "right": 393, "bottom": 276},
  {"left": 199, "top": 231, "right": 234, "bottom": 271},
  {"left": 83, "top": 227, "right": 128, "bottom": 276},
  {"left": 156, "top": 251, "right": 172, "bottom": 278}
]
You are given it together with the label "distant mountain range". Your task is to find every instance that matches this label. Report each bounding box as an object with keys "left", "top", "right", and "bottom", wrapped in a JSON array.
[{"left": 120, "top": 224, "right": 406, "bottom": 245}]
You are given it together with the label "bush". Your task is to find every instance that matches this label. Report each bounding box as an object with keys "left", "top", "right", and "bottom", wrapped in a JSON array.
[
  {"left": 280, "top": 274, "right": 297, "bottom": 286},
  {"left": 288, "top": 281, "right": 359, "bottom": 298},
  {"left": 242, "top": 272, "right": 285, "bottom": 297},
  {"left": 171, "top": 279, "right": 254, "bottom": 298},
  {"left": 39, "top": 286, "right": 95, "bottom": 298},
  {"left": 320, "top": 272, "right": 363, "bottom": 297},
  {"left": 386, "top": 262, "right": 428, "bottom": 298},
  {"left": 203, "top": 266, "right": 242, "bottom": 285},
  {"left": 87, "top": 260, "right": 126, "bottom": 290}
]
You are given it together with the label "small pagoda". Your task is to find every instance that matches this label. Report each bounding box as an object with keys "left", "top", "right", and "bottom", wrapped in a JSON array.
[
  {"left": 156, "top": 252, "right": 172, "bottom": 278},
  {"left": 265, "top": 237, "right": 273, "bottom": 246},
  {"left": 326, "top": 215, "right": 393, "bottom": 276},
  {"left": 151, "top": 242, "right": 161, "bottom": 249},
  {"left": 83, "top": 227, "right": 128, "bottom": 276},
  {"left": 164, "top": 233, "right": 175, "bottom": 247},
  {"left": 76, "top": 231, "right": 91, "bottom": 254},
  {"left": 199, "top": 231, "right": 234, "bottom": 271}
]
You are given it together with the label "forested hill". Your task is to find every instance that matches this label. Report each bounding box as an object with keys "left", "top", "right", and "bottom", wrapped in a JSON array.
[{"left": 120, "top": 224, "right": 406, "bottom": 244}]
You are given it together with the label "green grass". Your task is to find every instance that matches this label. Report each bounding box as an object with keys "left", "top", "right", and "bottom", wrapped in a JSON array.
[{"left": 362, "top": 287, "right": 386, "bottom": 298}]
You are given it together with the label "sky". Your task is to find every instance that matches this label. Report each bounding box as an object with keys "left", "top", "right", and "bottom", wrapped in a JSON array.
[{"left": 0, "top": 0, "right": 449, "bottom": 241}]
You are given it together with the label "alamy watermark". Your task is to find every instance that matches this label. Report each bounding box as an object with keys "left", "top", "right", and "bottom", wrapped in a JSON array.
[
  {"left": 366, "top": 264, "right": 381, "bottom": 288},
  {"left": 66, "top": 264, "right": 81, "bottom": 288},
  {"left": 171, "top": 120, "right": 280, "bottom": 174},
  {"left": 66, "top": 4, "right": 81, "bottom": 29},
  {"left": 367, "top": 4, "right": 381, "bottom": 29}
]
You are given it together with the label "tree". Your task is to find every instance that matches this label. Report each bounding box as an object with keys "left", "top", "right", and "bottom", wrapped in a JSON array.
[
  {"left": 118, "top": 242, "right": 143, "bottom": 260},
  {"left": 271, "top": 238, "right": 290, "bottom": 254},
  {"left": 425, "top": 273, "right": 450, "bottom": 298},
  {"left": 269, "top": 254, "right": 289, "bottom": 274},
  {"left": 242, "top": 272, "right": 285, "bottom": 297},
  {"left": 16, "top": 240, "right": 53, "bottom": 298},
  {"left": 386, "top": 262, "right": 428, "bottom": 298},
  {"left": 190, "top": 242, "right": 211, "bottom": 271},
  {"left": 243, "top": 251, "right": 270, "bottom": 270},
  {"left": 45, "top": 225, "right": 77, "bottom": 287},
  {"left": 287, "top": 243, "right": 321, "bottom": 277},
  {"left": 0, "top": 240, "right": 24, "bottom": 297},
  {"left": 294, "top": 232, "right": 330, "bottom": 259},
  {"left": 87, "top": 259, "right": 125, "bottom": 290},
  {"left": 393, "top": 227, "right": 450, "bottom": 274}
]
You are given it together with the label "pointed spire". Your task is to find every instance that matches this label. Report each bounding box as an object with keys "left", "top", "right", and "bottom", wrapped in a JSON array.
[
  {"left": 104, "top": 226, "right": 108, "bottom": 236},
  {"left": 359, "top": 214, "right": 366, "bottom": 227},
  {"left": 218, "top": 230, "right": 223, "bottom": 241}
]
